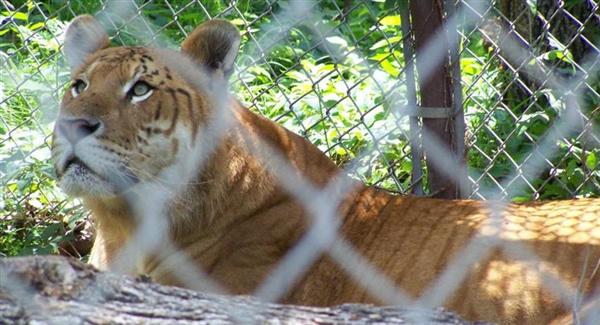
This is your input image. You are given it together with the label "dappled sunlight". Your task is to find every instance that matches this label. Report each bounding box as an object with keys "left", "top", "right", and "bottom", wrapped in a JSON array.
[{"left": 503, "top": 199, "right": 600, "bottom": 244}]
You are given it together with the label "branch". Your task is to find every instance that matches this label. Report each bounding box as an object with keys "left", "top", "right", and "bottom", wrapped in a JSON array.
[{"left": 0, "top": 256, "right": 484, "bottom": 324}]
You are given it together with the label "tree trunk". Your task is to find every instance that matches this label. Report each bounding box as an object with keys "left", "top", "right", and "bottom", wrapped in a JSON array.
[
  {"left": 494, "top": 0, "right": 600, "bottom": 107},
  {"left": 534, "top": 0, "right": 599, "bottom": 63},
  {"left": 0, "top": 256, "right": 485, "bottom": 324}
]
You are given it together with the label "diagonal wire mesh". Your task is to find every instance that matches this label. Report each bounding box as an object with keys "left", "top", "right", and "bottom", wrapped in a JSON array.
[{"left": 1, "top": 0, "right": 599, "bottom": 323}]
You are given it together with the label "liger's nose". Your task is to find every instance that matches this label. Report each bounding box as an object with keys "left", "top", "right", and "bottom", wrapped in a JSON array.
[{"left": 56, "top": 117, "right": 102, "bottom": 144}]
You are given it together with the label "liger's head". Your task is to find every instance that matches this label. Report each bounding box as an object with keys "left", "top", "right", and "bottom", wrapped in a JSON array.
[{"left": 52, "top": 15, "right": 240, "bottom": 198}]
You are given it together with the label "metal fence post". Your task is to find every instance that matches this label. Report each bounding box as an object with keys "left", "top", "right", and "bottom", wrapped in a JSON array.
[
  {"left": 400, "top": 1, "right": 424, "bottom": 196},
  {"left": 444, "top": 0, "right": 467, "bottom": 198}
]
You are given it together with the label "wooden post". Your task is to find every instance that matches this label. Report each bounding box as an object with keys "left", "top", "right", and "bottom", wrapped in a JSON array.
[{"left": 408, "top": 0, "right": 465, "bottom": 199}]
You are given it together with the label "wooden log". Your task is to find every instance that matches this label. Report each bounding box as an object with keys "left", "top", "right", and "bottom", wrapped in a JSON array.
[{"left": 0, "top": 256, "right": 487, "bottom": 324}]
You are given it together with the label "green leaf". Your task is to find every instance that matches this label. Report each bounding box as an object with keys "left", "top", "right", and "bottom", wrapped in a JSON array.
[
  {"left": 380, "top": 60, "right": 399, "bottom": 77},
  {"left": 540, "top": 183, "right": 569, "bottom": 199},
  {"left": 300, "top": 59, "right": 314, "bottom": 72},
  {"left": 369, "top": 53, "right": 390, "bottom": 62},
  {"left": 586, "top": 152, "right": 597, "bottom": 170},
  {"left": 566, "top": 160, "right": 582, "bottom": 179},
  {"left": 370, "top": 36, "right": 402, "bottom": 50},
  {"left": 335, "top": 146, "right": 349, "bottom": 156},
  {"left": 380, "top": 15, "right": 401, "bottom": 26},
  {"left": 326, "top": 36, "right": 348, "bottom": 48},
  {"left": 28, "top": 22, "right": 45, "bottom": 31},
  {"left": 542, "top": 50, "right": 573, "bottom": 63},
  {"left": 512, "top": 196, "right": 532, "bottom": 203},
  {"left": 12, "top": 12, "right": 28, "bottom": 21},
  {"left": 230, "top": 18, "right": 245, "bottom": 25},
  {"left": 460, "top": 57, "right": 482, "bottom": 75}
]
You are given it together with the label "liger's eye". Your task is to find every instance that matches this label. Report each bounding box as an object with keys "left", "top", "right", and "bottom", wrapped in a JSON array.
[
  {"left": 128, "top": 81, "right": 154, "bottom": 103},
  {"left": 71, "top": 79, "right": 87, "bottom": 97},
  {"left": 132, "top": 81, "right": 150, "bottom": 96}
]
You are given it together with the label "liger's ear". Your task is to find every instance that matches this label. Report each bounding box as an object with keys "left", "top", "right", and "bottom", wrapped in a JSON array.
[
  {"left": 181, "top": 19, "right": 240, "bottom": 80},
  {"left": 63, "top": 15, "right": 109, "bottom": 72}
]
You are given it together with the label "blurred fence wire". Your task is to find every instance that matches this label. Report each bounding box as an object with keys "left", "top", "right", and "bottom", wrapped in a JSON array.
[{"left": 1, "top": 0, "right": 600, "bottom": 322}]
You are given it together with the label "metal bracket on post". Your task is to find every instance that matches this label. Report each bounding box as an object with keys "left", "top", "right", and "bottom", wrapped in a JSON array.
[{"left": 405, "top": 106, "right": 454, "bottom": 119}]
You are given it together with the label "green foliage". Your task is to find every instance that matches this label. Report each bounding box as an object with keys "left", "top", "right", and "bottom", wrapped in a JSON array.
[
  {"left": 462, "top": 29, "right": 600, "bottom": 201},
  {"left": 1, "top": 1, "right": 71, "bottom": 257}
]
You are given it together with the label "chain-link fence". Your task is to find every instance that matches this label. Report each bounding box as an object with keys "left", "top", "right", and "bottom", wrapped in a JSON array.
[{"left": 1, "top": 0, "right": 600, "bottom": 323}]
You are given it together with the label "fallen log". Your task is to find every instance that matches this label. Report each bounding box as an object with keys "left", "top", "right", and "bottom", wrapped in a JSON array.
[{"left": 0, "top": 256, "right": 486, "bottom": 324}]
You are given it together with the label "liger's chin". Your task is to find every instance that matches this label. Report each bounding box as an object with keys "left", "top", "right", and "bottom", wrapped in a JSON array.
[{"left": 58, "top": 161, "right": 118, "bottom": 198}]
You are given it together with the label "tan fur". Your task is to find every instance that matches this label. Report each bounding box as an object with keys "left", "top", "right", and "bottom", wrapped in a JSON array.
[{"left": 52, "top": 16, "right": 600, "bottom": 324}]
